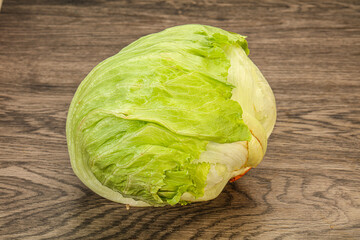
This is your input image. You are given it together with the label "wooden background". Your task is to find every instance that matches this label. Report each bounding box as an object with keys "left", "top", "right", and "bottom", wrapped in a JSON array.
[{"left": 1, "top": 0, "right": 359, "bottom": 239}]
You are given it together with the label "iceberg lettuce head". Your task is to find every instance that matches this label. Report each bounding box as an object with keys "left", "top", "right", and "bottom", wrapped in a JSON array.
[{"left": 66, "top": 24, "right": 276, "bottom": 206}]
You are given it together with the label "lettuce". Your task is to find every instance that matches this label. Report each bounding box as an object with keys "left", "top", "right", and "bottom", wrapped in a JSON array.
[{"left": 66, "top": 24, "right": 276, "bottom": 206}]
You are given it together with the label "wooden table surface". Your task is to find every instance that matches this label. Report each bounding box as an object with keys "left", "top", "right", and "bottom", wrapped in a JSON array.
[{"left": 1, "top": 0, "right": 360, "bottom": 239}]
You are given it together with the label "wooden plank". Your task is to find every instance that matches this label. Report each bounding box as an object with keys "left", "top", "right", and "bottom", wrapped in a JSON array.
[{"left": 1, "top": 0, "right": 359, "bottom": 239}]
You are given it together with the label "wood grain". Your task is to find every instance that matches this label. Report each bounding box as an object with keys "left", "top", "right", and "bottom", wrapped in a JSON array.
[{"left": 1, "top": 0, "right": 360, "bottom": 239}]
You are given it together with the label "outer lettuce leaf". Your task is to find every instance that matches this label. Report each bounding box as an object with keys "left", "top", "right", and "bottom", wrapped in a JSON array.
[
  {"left": 67, "top": 24, "right": 254, "bottom": 206},
  {"left": 84, "top": 120, "right": 210, "bottom": 205},
  {"left": 226, "top": 46, "right": 276, "bottom": 138}
]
